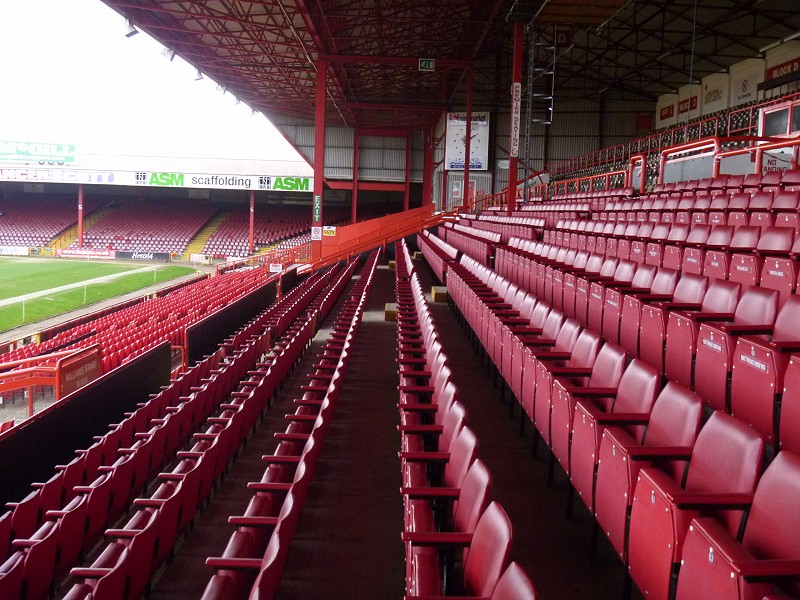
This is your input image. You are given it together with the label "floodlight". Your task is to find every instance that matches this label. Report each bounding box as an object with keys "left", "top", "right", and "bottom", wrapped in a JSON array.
[
  {"left": 162, "top": 47, "right": 176, "bottom": 61},
  {"left": 124, "top": 19, "right": 138, "bottom": 38},
  {"left": 195, "top": 69, "right": 204, "bottom": 81},
  {"left": 216, "top": 84, "right": 227, "bottom": 94}
]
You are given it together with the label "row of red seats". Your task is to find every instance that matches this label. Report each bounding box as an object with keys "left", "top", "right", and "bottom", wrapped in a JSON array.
[
  {"left": 437, "top": 223, "right": 499, "bottom": 267},
  {"left": 416, "top": 230, "right": 458, "bottom": 285},
  {"left": 394, "top": 240, "right": 536, "bottom": 599},
  {"left": 57, "top": 261, "right": 359, "bottom": 599},
  {"left": 493, "top": 234, "right": 800, "bottom": 447},
  {"left": 439, "top": 246, "right": 800, "bottom": 600},
  {"left": 0, "top": 267, "right": 346, "bottom": 598},
  {"left": 0, "top": 196, "right": 87, "bottom": 248},
  {"left": 460, "top": 214, "right": 543, "bottom": 244},
  {"left": 0, "top": 262, "right": 280, "bottom": 373},
  {"left": 201, "top": 249, "right": 381, "bottom": 599}
]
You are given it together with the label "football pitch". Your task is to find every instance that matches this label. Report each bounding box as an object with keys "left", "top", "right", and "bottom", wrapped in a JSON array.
[{"left": 0, "top": 258, "right": 196, "bottom": 334}]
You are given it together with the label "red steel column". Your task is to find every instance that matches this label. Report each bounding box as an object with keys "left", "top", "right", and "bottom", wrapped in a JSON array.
[
  {"left": 508, "top": 21, "right": 523, "bottom": 214},
  {"left": 404, "top": 129, "right": 412, "bottom": 211},
  {"left": 77, "top": 184, "right": 84, "bottom": 248},
  {"left": 352, "top": 128, "right": 359, "bottom": 224},
  {"left": 462, "top": 67, "right": 473, "bottom": 211},
  {"left": 312, "top": 57, "right": 327, "bottom": 261},
  {"left": 248, "top": 190, "right": 255, "bottom": 254},
  {"left": 423, "top": 125, "right": 434, "bottom": 206}
]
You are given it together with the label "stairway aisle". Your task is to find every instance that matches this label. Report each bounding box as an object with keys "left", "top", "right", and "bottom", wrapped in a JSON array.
[
  {"left": 411, "top": 254, "right": 631, "bottom": 600},
  {"left": 277, "top": 263, "right": 404, "bottom": 599}
]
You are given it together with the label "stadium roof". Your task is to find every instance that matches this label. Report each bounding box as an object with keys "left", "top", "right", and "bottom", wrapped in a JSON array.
[{"left": 100, "top": 0, "right": 800, "bottom": 130}]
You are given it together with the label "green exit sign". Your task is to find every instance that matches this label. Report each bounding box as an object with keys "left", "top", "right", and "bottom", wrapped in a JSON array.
[{"left": 419, "top": 58, "right": 435, "bottom": 72}]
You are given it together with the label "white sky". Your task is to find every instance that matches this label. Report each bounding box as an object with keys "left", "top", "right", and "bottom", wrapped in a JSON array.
[{"left": 0, "top": 0, "right": 305, "bottom": 163}]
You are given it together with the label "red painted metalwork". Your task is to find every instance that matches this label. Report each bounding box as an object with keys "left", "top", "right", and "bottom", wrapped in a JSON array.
[
  {"left": 248, "top": 190, "right": 255, "bottom": 254},
  {"left": 404, "top": 129, "right": 412, "bottom": 211},
  {"left": 507, "top": 21, "right": 523, "bottom": 215},
  {"left": 77, "top": 184, "right": 84, "bottom": 249},
  {"left": 312, "top": 56, "right": 327, "bottom": 261},
  {"left": 352, "top": 127, "right": 359, "bottom": 224},
  {"left": 102, "top": 0, "right": 511, "bottom": 129}
]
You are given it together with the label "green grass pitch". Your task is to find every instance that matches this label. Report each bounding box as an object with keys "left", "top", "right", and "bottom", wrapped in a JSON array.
[{"left": 0, "top": 258, "right": 196, "bottom": 334}]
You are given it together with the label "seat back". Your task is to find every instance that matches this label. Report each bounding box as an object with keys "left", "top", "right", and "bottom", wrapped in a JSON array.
[
  {"left": 438, "top": 400, "right": 467, "bottom": 454},
  {"left": 705, "top": 225, "right": 734, "bottom": 247},
  {"left": 642, "top": 383, "right": 704, "bottom": 479},
  {"left": 551, "top": 318, "right": 582, "bottom": 353},
  {"left": 463, "top": 502, "right": 513, "bottom": 596},
  {"left": 729, "top": 225, "right": 761, "bottom": 250},
  {"left": 444, "top": 427, "right": 478, "bottom": 489},
  {"left": 491, "top": 562, "right": 536, "bottom": 600},
  {"left": 731, "top": 286, "right": 779, "bottom": 326},
  {"left": 672, "top": 273, "right": 709, "bottom": 304},
  {"left": 755, "top": 226, "right": 794, "bottom": 253},
  {"left": 539, "top": 310, "right": 566, "bottom": 340},
  {"left": 566, "top": 330, "right": 602, "bottom": 369},
  {"left": 612, "top": 260, "right": 638, "bottom": 284},
  {"left": 612, "top": 359, "right": 661, "bottom": 414},
  {"left": 685, "top": 412, "right": 765, "bottom": 535},
  {"left": 741, "top": 451, "right": 800, "bottom": 597},
  {"left": 629, "top": 264, "right": 656, "bottom": 289},
  {"left": 685, "top": 224, "right": 711, "bottom": 244},
  {"left": 699, "top": 279, "right": 741, "bottom": 313},
  {"left": 780, "top": 357, "right": 800, "bottom": 455},
  {"left": 587, "top": 343, "right": 628, "bottom": 388},
  {"left": 649, "top": 267, "right": 679, "bottom": 295},
  {"left": 453, "top": 459, "right": 492, "bottom": 534}
]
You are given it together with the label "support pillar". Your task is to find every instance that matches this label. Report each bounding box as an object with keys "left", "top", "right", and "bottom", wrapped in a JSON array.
[
  {"left": 312, "top": 57, "right": 327, "bottom": 261},
  {"left": 423, "top": 125, "right": 434, "bottom": 206},
  {"left": 404, "top": 129, "right": 412, "bottom": 211},
  {"left": 77, "top": 184, "right": 84, "bottom": 249},
  {"left": 248, "top": 190, "right": 255, "bottom": 255},
  {"left": 508, "top": 21, "right": 523, "bottom": 214},
  {"left": 462, "top": 68, "right": 473, "bottom": 212},
  {"left": 352, "top": 128, "right": 359, "bottom": 224}
]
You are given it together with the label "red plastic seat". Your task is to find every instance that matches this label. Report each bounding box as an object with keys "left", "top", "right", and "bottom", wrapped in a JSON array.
[
  {"left": 663, "top": 279, "right": 742, "bottom": 389},
  {"left": 729, "top": 296, "right": 800, "bottom": 445},
  {"left": 729, "top": 226, "right": 794, "bottom": 290},
  {"left": 628, "top": 412, "right": 765, "bottom": 600},
  {"left": 675, "top": 451, "right": 800, "bottom": 600},
  {"left": 549, "top": 343, "right": 627, "bottom": 476},
  {"left": 637, "top": 273, "right": 710, "bottom": 371},
  {"left": 681, "top": 224, "right": 733, "bottom": 275},
  {"left": 569, "top": 359, "right": 661, "bottom": 513},
  {"left": 587, "top": 259, "right": 638, "bottom": 334},
  {"left": 530, "top": 329, "right": 602, "bottom": 449},
  {"left": 593, "top": 383, "right": 704, "bottom": 561},
  {"left": 703, "top": 225, "right": 761, "bottom": 282},
  {"left": 758, "top": 231, "right": 800, "bottom": 307},
  {"left": 694, "top": 287, "right": 780, "bottom": 412},
  {"left": 404, "top": 501, "right": 513, "bottom": 598},
  {"left": 601, "top": 264, "right": 657, "bottom": 344}
]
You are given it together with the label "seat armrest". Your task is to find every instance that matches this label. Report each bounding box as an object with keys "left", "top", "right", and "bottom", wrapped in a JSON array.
[
  {"left": 626, "top": 445, "right": 693, "bottom": 460},
  {"left": 691, "top": 312, "right": 735, "bottom": 322},
  {"left": 398, "top": 424, "right": 444, "bottom": 434},
  {"left": 399, "top": 451, "right": 450, "bottom": 462},
  {"left": 401, "top": 531, "right": 473, "bottom": 547},
  {"left": 717, "top": 324, "right": 774, "bottom": 335},
  {"left": 735, "top": 559, "right": 800, "bottom": 582},
  {"left": 771, "top": 340, "right": 800, "bottom": 353},
  {"left": 205, "top": 557, "right": 263, "bottom": 570},
  {"left": 583, "top": 411, "right": 651, "bottom": 426},
  {"left": 400, "top": 487, "right": 460, "bottom": 500},
  {"left": 228, "top": 516, "right": 279, "bottom": 527},
  {"left": 670, "top": 492, "right": 755, "bottom": 510},
  {"left": 560, "top": 386, "right": 619, "bottom": 398}
]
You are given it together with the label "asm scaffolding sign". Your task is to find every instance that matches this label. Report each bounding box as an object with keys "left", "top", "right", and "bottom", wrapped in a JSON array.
[{"left": 0, "top": 166, "right": 313, "bottom": 192}]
